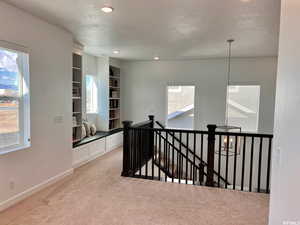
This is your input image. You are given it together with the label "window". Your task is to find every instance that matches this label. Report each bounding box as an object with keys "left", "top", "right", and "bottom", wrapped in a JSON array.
[
  {"left": 86, "top": 75, "right": 98, "bottom": 113},
  {"left": 0, "top": 45, "right": 30, "bottom": 154},
  {"left": 227, "top": 85, "right": 260, "bottom": 132},
  {"left": 167, "top": 86, "right": 195, "bottom": 129}
]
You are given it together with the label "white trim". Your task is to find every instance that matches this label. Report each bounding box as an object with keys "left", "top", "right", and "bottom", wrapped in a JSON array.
[
  {"left": 0, "top": 168, "right": 74, "bottom": 212},
  {"left": 0, "top": 46, "right": 31, "bottom": 154},
  {"left": 166, "top": 85, "right": 196, "bottom": 129},
  {"left": 0, "top": 40, "right": 29, "bottom": 53}
]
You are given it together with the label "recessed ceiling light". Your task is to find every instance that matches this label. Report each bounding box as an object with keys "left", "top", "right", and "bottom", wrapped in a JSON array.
[
  {"left": 101, "top": 6, "right": 114, "bottom": 13},
  {"left": 154, "top": 56, "right": 160, "bottom": 60},
  {"left": 113, "top": 50, "right": 120, "bottom": 54}
]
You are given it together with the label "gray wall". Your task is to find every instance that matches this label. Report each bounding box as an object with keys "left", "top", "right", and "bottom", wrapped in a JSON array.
[{"left": 121, "top": 57, "right": 277, "bottom": 133}]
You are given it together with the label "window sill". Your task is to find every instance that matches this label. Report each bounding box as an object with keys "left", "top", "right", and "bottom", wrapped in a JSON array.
[
  {"left": 0, "top": 143, "right": 31, "bottom": 156},
  {"left": 87, "top": 112, "right": 98, "bottom": 115}
]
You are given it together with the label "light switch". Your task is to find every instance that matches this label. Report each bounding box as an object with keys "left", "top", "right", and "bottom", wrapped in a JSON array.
[{"left": 54, "top": 116, "right": 63, "bottom": 124}]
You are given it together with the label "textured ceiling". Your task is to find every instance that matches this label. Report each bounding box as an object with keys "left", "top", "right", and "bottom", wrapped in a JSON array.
[{"left": 4, "top": 0, "right": 281, "bottom": 60}]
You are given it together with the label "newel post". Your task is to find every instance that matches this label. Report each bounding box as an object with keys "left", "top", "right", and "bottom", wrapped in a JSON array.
[
  {"left": 206, "top": 124, "right": 217, "bottom": 187},
  {"left": 148, "top": 115, "right": 155, "bottom": 128},
  {"left": 121, "top": 120, "right": 133, "bottom": 177}
]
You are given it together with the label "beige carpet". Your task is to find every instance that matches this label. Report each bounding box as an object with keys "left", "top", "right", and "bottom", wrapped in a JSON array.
[{"left": 0, "top": 148, "right": 269, "bottom": 225}]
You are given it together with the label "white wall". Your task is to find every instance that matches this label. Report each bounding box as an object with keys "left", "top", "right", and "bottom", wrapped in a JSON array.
[
  {"left": 0, "top": 2, "right": 73, "bottom": 209},
  {"left": 269, "top": 0, "right": 300, "bottom": 224},
  {"left": 121, "top": 57, "right": 277, "bottom": 133}
]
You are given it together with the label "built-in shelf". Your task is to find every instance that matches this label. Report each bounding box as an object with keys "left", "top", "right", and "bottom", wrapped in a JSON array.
[
  {"left": 73, "top": 138, "right": 82, "bottom": 143},
  {"left": 72, "top": 52, "right": 83, "bottom": 145},
  {"left": 110, "top": 117, "right": 120, "bottom": 121},
  {"left": 110, "top": 75, "right": 120, "bottom": 79},
  {"left": 109, "top": 65, "right": 121, "bottom": 130}
]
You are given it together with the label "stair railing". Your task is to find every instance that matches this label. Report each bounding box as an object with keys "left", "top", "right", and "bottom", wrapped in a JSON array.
[
  {"left": 122, "top": 115, "right": 273, "bottom": 193},
  {"left": 156, "top": 121, "right": 229, "bottom": 186}
]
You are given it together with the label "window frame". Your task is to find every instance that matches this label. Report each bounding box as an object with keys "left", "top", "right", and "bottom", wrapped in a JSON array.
[
  {"left": 85, "top": 74, "right": 98, "bottom": 114},
  {"left": 166, "top": 85, "right": 196, "bottom": 130},
  {"left": 227, "top": 85, "right": 261, "bottom": 133},
  {"left": 0, "top": 41, "right": 31, "bottom": 155}
]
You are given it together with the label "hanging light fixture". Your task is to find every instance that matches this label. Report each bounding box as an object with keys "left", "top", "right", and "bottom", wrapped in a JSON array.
[{"left": 216, "top": 39, "right": 241, "bottom": 156}]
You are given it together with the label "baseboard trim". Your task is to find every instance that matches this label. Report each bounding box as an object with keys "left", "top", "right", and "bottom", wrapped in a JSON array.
[{"left": 0, "top": 168, "right": 74, "bottom": 212}]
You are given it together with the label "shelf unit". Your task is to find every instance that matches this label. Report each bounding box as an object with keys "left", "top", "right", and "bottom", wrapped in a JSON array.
[
  {"left": 109, "top": 65, "right": 121, "bottom": 130},
  {"left": 72, "top": 53, "right": 83, "bottom": 143}
]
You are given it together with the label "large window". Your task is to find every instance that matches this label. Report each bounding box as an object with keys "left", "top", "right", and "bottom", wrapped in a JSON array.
[
  {"left": 86, "top": 75, "right": 98, "bottom": 113},
  {"left": 227, "top": 85, "right": 260, "bottom": 132},
  {"left": 167, "top": 86, "right": 195, "bottom": 129},
  {"left": 0, "top": 45, "right": 30, "bottom": 154}
]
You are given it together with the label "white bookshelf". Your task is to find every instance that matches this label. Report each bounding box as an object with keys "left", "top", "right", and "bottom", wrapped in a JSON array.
[
  {"left": 72, "top": 53, "right": 83, "bottom": 144},
  {"left": 109, "top": 65, "right": 121, "bottom": 130}
]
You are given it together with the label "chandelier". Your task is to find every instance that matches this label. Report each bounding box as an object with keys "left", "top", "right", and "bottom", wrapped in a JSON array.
[{"left": 216, "top": 39, "right": 241, "bottom": 156}]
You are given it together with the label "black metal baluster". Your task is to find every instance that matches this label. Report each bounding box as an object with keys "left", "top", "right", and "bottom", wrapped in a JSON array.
[
  {"left": 266, "top": 138, "right": 272, "bottom": 193},
  {"left": 200, "top": 133, "right": 204, "bottom": 184},
  {"left": 218, "top": 135, "right": 221, "bottom": 187},
  {"left": 201, "top": 133, "right": 204, "bottom": 161},
  {"left": 158, "top": 130, "right": 162, "bottom": 180},
  {"left": 225, "top": 135, "right": 229, "bottom": 189},
  {"left": 179, "top": 132, "right": 182, "bottom": 183},
  {"left": 241, "top": 136, "right": 246, "bottom": 191},
  {"left": 172, "top": 132, "right": 175, "bottom": 183},
  {"left": 186, "top": 133, "right": 189, "bottom": 184},
  {"left": 132, "top": 130, "right": 136, "bottom": 174},
  {"left": 145, "top": 130, "right": 149, "bottom": 178},
  {"left": 139, "top": 129, "right": 142, "bottom": 177},
  {"left": 165, "top": 132, "right": 168, "bottom": 182},
  {"left": 152, "top": 130, "right": 155, "bottom": 180},
  {"left": 190, "top": 161, "right": 192, "bottom": 181},
  {"left": 249, "top": 137, "right": 254, "bottom": 192},
  {"left": 129, "top": 129, "right": 133, "bottom": 173},
  {"left": 233, "top": 135, "right": 238, "bottom": 190},
  {"left": 257, "top": 137, "right": 263, "bottom": 192},
  {"left": 193, "top": 133, "right": 196, "bottom": 185}
]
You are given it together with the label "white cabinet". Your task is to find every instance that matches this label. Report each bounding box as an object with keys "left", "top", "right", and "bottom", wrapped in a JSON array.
[
  {"left": 72, "top": 132, "right": 123, "bottom": 168},
  {"left": 89, "top": 139, "right": 106, "bottom": 160},
  {"left": 106, "top": 132, "right": 123, "bottom": 152}
]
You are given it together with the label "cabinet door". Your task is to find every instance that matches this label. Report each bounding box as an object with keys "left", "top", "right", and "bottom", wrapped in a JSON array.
[
  {"left": 73, "top": 145, "right": 90, "bottom": 167},
  {"left": 89, "top": 139, "right": 106, "bottom": 159},
  {"left": 106, "top": 132, "right": 123, "bottom": 152}
]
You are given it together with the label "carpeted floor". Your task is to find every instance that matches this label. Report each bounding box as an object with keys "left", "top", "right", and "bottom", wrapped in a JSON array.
[{"left": 0, "top": 148, "right": 270, "bottom": 225}]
